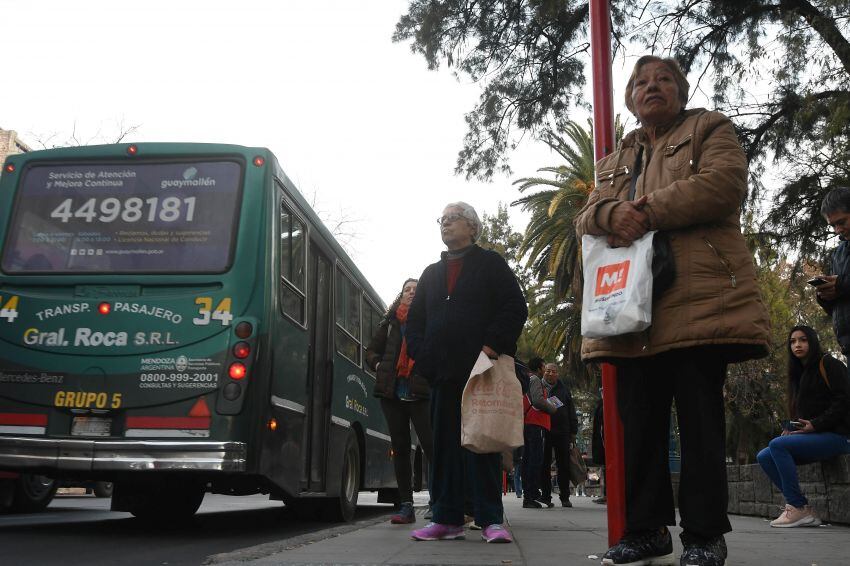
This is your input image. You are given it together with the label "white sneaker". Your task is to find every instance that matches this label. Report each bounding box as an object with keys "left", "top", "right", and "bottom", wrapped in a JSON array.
[{"left": 770, "top": 504, "right": 820, "bottom": 528}]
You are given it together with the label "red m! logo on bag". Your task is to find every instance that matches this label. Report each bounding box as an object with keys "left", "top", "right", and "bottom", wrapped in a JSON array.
[{"left": 595, "top": 260, "right": 630, "bottom": 296}]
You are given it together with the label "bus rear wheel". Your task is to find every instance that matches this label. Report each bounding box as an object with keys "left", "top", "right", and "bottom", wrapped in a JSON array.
[
  {"left": 320, "top": 431, "right": 360, "bottom": 522},
  {"left": 8, "top": 474, "right": 57, "bottom": 513},
  {"left": 117, "top": 478, "right": 205, "bottom": 522},
  {"left": 92, "top": 481, "right": 114, "bottom": 498}
]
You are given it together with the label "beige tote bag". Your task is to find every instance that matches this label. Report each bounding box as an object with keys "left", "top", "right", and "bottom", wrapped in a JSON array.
[{"left": 461, "top": 353, "right": 524, "bottom": 454}]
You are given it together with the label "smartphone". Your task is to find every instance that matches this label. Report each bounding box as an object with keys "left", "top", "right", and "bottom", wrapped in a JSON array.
[{"left": 807, "top": 277, "right": 827, "bottom": 287}]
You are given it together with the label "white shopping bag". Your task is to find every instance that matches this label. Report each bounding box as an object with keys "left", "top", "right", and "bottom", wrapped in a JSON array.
[{"left": 580, "top": 231, "right": 655, "bottom": 338}]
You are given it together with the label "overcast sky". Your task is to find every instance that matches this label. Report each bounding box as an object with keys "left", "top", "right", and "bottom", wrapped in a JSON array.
[{"left": 0, "top": 0, "right": 642, "bottom": 304}]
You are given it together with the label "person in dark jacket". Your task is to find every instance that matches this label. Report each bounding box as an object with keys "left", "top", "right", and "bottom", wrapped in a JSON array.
[
  {"left": 366, "top": 278, "right": 433, "bottom": 524},
  {"left": 757, "top": 326, "right": 850, "bottom": 527},
  {"left": 591, "top": 392, "right": 607, "bottom": 504},
  {"left": 539, "top": 363, "right": 579, "bottom": 508},
  {"left": 521, "top": 369, "right": 556, "bottom": 508},
  {"left": 407, "top": 201, "right": 528, "bottom": 544},
  {"left": 816, "top": 187, "right": 850, "bottom": 353}
]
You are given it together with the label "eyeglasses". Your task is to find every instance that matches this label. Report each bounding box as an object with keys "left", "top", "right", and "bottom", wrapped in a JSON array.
[{"left": 437, "top": 214, "right": 465, "bottom": 226}]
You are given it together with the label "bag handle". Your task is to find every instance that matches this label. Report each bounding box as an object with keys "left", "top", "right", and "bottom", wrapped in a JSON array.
[
  {"left": 628, "top": 145, "right": 645, "bottom": 201},
  {"left": 819, "top": 356, "right": 831, "bottom": 389}
]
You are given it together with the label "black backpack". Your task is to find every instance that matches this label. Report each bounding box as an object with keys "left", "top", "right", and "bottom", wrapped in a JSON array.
[{"left": 514, "top": 360, "right": 532, "bottom": 394}]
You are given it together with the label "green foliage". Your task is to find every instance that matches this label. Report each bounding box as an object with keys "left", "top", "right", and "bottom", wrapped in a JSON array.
[
  {"left": 509, "top": 118, "right": 624, "bottom": 386},
  {"left": 394, "top": 0, "right": 598, "bottom": 181},
  {"left": 477, "top": 204, "right": 553, "bottom": 362}
]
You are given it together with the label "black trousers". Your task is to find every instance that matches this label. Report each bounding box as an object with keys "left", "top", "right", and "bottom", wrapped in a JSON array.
[
  {"left": 380, "top": 397, "right": 433, "bottom": 503},
  {"left": 541, "top": 431, "right": 571, "bottom": 503},
  {"left": 429, "top": 380, "right": 503, "bottom": 528},
  {"left": 617, "top": 348, "right": 731, "bottom": 539},
  {"left": 521, "top": 424, "right": 546, "bottom": 501}
]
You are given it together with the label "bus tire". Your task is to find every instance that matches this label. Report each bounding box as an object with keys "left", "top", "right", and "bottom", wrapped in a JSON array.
[
  {"left": 124, "top": 478, "right": 205, "bottom": 522},
  {"left": 92, "top": 481, "right": 114, "bottom": 498},
  {"left": 9, "top": 474, "right": 57, "bottom": 513},
  {"left": 321, "top": 430, "right": 360, "bottom": 522}
]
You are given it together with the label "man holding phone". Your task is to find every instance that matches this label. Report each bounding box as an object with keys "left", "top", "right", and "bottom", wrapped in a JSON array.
[{"left": 817, "top": 187, "right": 850, "bottom": 354}]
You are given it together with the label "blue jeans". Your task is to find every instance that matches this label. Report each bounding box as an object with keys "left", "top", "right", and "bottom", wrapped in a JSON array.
[{"left": 757, "top": 432, "right": 850, "bottom": 507}]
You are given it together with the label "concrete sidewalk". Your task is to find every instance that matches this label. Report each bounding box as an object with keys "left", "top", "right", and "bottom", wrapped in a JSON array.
[{"left": 209, "top": 492, "right": 849, "bottom": 565}]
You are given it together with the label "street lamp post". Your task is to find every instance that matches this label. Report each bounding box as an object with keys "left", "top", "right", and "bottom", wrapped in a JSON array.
[{"left": 588, "top": 0, "right": 627, "bottom": 547}]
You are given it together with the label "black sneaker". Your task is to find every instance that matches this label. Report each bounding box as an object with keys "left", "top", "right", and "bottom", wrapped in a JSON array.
[
  {"left": 540, "top": 499, "right": 555, "bottom": 508},
  {"left": 601, "top": 527, "right": 675, "bottom": 565},
  {"left": 680, "top": 532, "right": 727, "bottom": 566},
  {"left": 561, "top": 498, "right": 573, "bottom": 508},
  {"left": 522, "top": 499, "right": 542, "bottom": 509}
]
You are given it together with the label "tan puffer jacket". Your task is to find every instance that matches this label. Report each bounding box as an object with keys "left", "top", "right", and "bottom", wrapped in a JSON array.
[{"left": 575, "top": 108, "right": 770, "bottom": 362}]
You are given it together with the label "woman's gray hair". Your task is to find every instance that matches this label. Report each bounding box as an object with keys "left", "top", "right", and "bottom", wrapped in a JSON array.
[
  {"left": 443, "top": 201, "right": 482, "bottom": 242},
  {"left": 624, "top": 55, "right": 690, "bottom": 117}
]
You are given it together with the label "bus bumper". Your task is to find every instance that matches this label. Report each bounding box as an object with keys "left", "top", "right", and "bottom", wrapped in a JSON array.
[{"left": 0, "top": 436, "right": 247, "bottom": 473}]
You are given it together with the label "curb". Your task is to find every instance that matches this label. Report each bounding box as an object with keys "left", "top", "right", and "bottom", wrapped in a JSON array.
[{"left": 203, "top": 510, "right": 394, "bottom": 564}]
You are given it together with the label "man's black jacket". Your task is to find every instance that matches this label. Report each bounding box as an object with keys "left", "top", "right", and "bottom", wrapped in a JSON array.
[
  {"left": 545, "top": 379, "right": 579, "bottom": 437},
  {"left": 406, "top": 245, "right": 528, "bottom": 384},
  {"left": 819, "top": 239, "right": 850, "bottom": 353}
]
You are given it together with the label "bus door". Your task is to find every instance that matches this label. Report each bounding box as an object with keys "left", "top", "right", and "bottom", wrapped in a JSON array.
[{"left": 302, "top": 240, "right": 332, "bottom": 490}]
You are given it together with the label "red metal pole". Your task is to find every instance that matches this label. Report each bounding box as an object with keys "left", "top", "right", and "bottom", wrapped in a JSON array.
[{"left": 589, "top": 0, "right": 626, "bottom": 547}]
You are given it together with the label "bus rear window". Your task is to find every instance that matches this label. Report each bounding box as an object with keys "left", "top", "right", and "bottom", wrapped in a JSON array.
[{"left": 2, "top": 160, "right": 243, "bottom": 274}]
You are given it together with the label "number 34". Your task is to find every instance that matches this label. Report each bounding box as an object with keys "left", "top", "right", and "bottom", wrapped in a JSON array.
[{"left": 192, "top": 297, "right": 233, "bottom": 326}]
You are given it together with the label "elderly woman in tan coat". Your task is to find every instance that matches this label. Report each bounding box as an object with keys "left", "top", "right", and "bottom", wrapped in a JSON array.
[{"left": 575, "top": 56, "right": 770, "bottom": 566}]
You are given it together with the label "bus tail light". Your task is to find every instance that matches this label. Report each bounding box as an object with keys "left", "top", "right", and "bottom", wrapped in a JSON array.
[
  {"left": 235, "top": 322, "right": 253, "bottom": 339},
  {"left": 218, "top": 317, "right": 257, "bottom": 415},
  {"left": 252, "top": 156, "right": 265, "bottom": 167},
  {"left": 223, "top": 383, "right": 241, "bottom": 400},
  {"left": 98, "top": 302, "right": 111, "bottom": 315},
  {"left": 232, "top": 342, "right": 250, "bottom": 359},
  {"left": 127, "top": 144, "right": 138, "bottom": 156},
  {"left": 228, "top": 362, "right": 247, "bottom": 380},
  {"left": 3, "top": 163, "right": 14, "bottom": 174},
  {"left": 267, "top": 418, "right": 277, "bottom": 431}
]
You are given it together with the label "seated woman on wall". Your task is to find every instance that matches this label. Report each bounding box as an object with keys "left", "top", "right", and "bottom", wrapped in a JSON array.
[{"left": 757, "top": 325, "right": 850, "bottom": 527}]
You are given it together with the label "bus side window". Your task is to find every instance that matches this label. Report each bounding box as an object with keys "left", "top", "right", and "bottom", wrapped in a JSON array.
[
  {"left": 280, "top": 203, "right": 306, "bottom": 324},
  {"left": 362, "top": 298, "right": 382, "bottom": 376},
  {"left": 335, "top": 268, "right": 360, "bottom": 364}
]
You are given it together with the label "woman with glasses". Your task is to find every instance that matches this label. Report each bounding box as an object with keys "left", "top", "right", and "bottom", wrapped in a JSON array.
[
  {"left": 406, "top": 202, "right": 528, "bottom": 544},
  {"left": 366, "top": 278, "right": 433, "bottom": 524}
]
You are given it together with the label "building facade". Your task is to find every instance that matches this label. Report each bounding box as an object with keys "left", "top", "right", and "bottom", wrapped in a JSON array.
[{"left": 0, "top": 127, "right": 31, "bottom": 168}]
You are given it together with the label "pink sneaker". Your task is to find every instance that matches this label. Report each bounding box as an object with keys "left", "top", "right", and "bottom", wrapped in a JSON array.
[
  {"left": 481, "top": 523, "right": 513, "bottom": 543},
  {"left": 411, "top": 522, "right": 465, "bottom": 541}
]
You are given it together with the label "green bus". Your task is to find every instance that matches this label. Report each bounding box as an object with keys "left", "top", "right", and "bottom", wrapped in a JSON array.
[{"left": 0, "top": 143, "right": 406, "bottom": 521}]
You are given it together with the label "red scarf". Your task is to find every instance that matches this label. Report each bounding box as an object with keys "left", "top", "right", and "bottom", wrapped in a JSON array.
[{"left": 395, "top": 303, "right": 415, "bottom": 378}]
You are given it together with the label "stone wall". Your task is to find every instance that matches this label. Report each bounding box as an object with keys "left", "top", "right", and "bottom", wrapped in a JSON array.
[{"left": 727, "top": 454, "right": 850, "bottom": 524}]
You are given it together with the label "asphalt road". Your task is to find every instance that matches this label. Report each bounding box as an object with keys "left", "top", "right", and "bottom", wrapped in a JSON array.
[{"left": 0, "top": 492, "right": 392, "bottom": 566}]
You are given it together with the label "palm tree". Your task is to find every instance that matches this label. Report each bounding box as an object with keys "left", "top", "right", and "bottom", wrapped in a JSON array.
[
  {"left": 513, "top": 120, "right": 597, "bottom": 299},
  {"left": 513, "top": 118, "right": 623, "bottom": 385}
]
